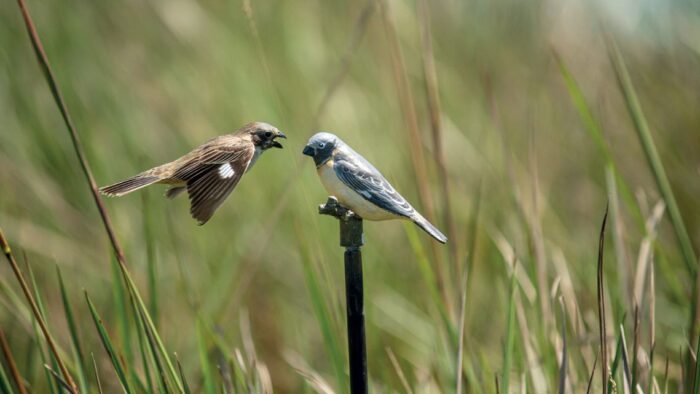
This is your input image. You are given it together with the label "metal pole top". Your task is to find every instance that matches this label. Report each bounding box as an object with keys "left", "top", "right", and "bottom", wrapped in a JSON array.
[{"left": 318, "top": 196, "right": 364, "bottom": 249}]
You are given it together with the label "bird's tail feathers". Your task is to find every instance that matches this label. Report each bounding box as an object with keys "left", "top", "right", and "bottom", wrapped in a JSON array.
[
  {"left": 411, "top": 213, "right": 448, "bottom": 244},
  {"left": 100, "top": 173, "right": 161, "bottom": 197}
]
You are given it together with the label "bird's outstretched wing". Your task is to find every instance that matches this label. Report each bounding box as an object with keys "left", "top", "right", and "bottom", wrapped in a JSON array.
[
  {"left": 333, "top": 156, "right": 415, "bottom": 218},
  {"left": 173, "top": 141, "right": 255, "bottom": 224}
]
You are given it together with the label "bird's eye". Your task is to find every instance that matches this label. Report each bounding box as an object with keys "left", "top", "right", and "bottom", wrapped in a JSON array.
[
  {"left": 318, "top": 142, "right": 326, "bottom": 149},
  {"left": 264, "top": 131, "right": 273, "bottom": 138}
]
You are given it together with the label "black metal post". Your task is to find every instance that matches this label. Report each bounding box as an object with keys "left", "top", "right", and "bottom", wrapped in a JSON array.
[{"left": 319, "top": 197, "right": 368, "bottom": 394}]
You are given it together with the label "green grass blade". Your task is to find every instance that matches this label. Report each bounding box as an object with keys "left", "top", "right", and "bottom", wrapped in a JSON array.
[
  {"left": 122, "top": 269, "right": 184, "bottom": 392},
  {"left": 0, "top": 359, "right": 13, "bottom": 394},
  {"left": 91, "top": 353, "right": 104, "bottom": 394},
  {"left": 56, "top": 267, "right": 88, "bottom": 393},
  {"left": 555, "top": 53, "right": 644, "bottom": 230},
  {"left": 694, "top": 331, "right": 700, "bottom": 394},
  {"left": 608, "top": 39, "right": 698, "bottom": 274},
  {"left": 502, "top": 259, "right": 518, "bottom": 394},
  {"left": 142, "top": 191, "right": 159, "bottom": 323},
  {"left": 85, "top": 292, "right": 133, "bottom": 394},
  {"left": 608, "top": 332, "right": 623, "bottom": 394},
  {"left": 403, "top": 224, "right": 457, "bottom": 341},
  {"left": 110, "top": 257, "right": 133, "bottom": 368},
  {"left": 197, "top": 319, "right": 217, "bottom": 394},
  {"left": 297, "top": 228, "right": 346, "bottom": 392},
  {"left": 132, "top": 296, "right": 169, "bottom": 393},
  {"left": 26, "top": 261, "right": 58, "bottom": 394},
  {"left": 176, "top": 355, "right": 192, "bottom": 394}
]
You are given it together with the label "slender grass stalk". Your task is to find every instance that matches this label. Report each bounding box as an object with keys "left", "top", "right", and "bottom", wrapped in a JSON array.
[
  {"left": 586, "top": 357, "right": 597, "bottom": 394},
  {"left": 0, "top": 351, "right": 13, "bottom": 394},
  {"left": 43, "top": 364, "right": 75, "bottom": 394},
  {"left": 619, "top": 324, "right": 632, "bottom": 391},
  {"left": 133, "top": 300, "right": 170, "bottom": 393},
  {"left": 197, "top": 319, "right": 217, "bottom": 394},
  {"left": 648, "top": 262, "right": 656, "bottom": 394},
  {"left": 379, "top": 0, "right": 450, "bottom": 312},
  {"left": 597, "top": 206, "right": 609, "bottom": 394},
  {"left": 385, "top": 348, "right": 412, "bottom": 394},
  {"left": 85, "top": 292, "right": 132, "bottom": 393},
  {"left": 13, "top": 0, "right": 184, "bottom": 391},
  {"left": 502, "top": 258, "right": 518, "bottom": 394},
  {"left": 557, "top": 299, "right": 567, "bottom": 394},
  {"left": 175, "top": 356, "right": 192, "bottom": 394},
  {"left": 25, "top": 258, "right": 61, "bottom": 394},
  {"left": 296, "top": 226, "right": 347, "bottom": 392},
  {"left": 694, "top": 332, "right": 700, "bottom": 394},
  {"left": 91, "top": 353, "right": 104, "bottom": 394},
  {"left": 417, "top": 0, "right": 457, "bottom": 274},
  {"left": 142, "top": 191, "right": 158, "bottom": 323},
  {"left": 608, "top": 332, "right": 623, "bottom": 393},
  {"left": 0, "top": 328, "right": 26, "bottom": 394},
  {"left": 134, "top": 310, "right": 155, "bottom": 394},
  {"left": 0, "top": 229, "right": 76, "bottom": 392},
  {"left": 608, "top": 37, "right": 699, "bottom": 389},
  {"left": 632, "top": 306, "right": 640, "bottom": 390},
  {"left": 456, "top": 270, "right": 468, "bottom": 394},
  {"left": 607, "top": 38, "right": 697, "bottom": 276},
  {"left": 56, "top": 268, "right": 89, "bottom": 393},
  {"left": 404, "top": 224, "right": 456, "bottom": 341},
  {"left": 554, "top": 52, "right": 644, "bottom": 230}
]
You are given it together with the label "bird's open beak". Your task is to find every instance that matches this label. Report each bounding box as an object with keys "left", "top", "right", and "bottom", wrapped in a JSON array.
[
  {"left": 271, "top": 132, "right": 286, "bottom": 149},
  {"left": 302, "top": 145, "right": 315, "bottom": 156}
]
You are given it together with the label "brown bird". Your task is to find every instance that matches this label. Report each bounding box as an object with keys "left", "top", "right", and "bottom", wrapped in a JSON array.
[{"left": 100, "top": 122, "right": 286, "bottom": 224}]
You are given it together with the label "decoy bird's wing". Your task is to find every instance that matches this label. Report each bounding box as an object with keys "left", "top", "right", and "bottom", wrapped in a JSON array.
[
  {"left": 175, "top": 143, "right": 255, "bottom": 224},
  {"left": 333, "top": 157, "right": 415, "bottom": 218}
]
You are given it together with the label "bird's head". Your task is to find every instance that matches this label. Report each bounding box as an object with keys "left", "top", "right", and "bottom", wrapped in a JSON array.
[
  {"left": 303, "top": 132, "right": 338, "bottom": 166},
  {"left": 244, "top": 122, "right": 286, "bottom": 150}
]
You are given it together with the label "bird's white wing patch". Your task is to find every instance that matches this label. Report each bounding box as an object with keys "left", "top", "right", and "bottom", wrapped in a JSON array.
[{"left": 218, "top": 162, "right": 235, "bottom": 178}]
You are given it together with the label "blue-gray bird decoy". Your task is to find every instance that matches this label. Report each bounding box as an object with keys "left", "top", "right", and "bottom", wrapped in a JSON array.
[{"left": 303, "top": 132, "right": 447, "bottom": 243}]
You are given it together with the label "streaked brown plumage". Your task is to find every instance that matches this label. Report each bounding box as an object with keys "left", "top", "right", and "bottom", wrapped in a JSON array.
[{"left": 100, "top": 122, "right": 286, "bottom": 224}]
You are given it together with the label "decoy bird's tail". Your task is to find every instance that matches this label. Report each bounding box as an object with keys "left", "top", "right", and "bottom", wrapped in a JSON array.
[
  {"left": 411, "top": 213, "right": 448, "bottom": 244},
  {"left": 99, "top": 173, "right": 161, "bottom": 197}
]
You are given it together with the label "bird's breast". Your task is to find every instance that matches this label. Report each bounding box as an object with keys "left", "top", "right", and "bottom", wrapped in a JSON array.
[
  {"left": 246, "top": 146, "right": 263, "bottom": 172},
  {"left": 316, "top": 159, "right": 400, "bottom": 221}
]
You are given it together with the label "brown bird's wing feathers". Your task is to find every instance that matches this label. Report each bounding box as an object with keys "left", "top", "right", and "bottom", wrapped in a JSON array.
[{"left": 172, "top": 140, "right": 255, "bottom": 224}]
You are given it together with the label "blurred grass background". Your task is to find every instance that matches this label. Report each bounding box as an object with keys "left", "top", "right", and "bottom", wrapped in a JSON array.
[{"left": 1, "top": 0, "right": 699, "bottom": 392}]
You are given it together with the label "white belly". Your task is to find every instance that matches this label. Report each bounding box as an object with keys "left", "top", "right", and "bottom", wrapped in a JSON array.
[{"left": 317, "top": 160, "right": 401, "bottom": 221}]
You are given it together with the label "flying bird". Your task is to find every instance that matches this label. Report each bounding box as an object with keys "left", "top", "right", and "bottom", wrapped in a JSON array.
[
  {"left": 302, "top": 132, "right": 447, "bottom": 243},
  {"left": 100, "top": 122, "right": 286, "bottom": 224}
]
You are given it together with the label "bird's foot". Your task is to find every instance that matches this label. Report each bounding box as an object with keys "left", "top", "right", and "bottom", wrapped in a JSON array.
[{"left": 318, "top": 196, "right": 361, "bottom": 221}]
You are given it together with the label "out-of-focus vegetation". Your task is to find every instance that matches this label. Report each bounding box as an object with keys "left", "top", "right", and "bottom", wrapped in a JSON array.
[{"left": 1, "top": 0, "right": 699, "bottom": 392}]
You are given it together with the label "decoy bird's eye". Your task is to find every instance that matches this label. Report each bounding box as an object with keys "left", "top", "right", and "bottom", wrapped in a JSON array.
[{"left": 264, "top": 131, "right": 273, "bottom": 138}]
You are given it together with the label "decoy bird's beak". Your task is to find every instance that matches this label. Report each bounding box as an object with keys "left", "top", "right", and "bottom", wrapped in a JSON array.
[{"left": 302, "top": 145, "right": 315, "bottom": 156}]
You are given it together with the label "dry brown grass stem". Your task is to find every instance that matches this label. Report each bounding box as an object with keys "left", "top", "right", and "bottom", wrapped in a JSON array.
[
  {"left": 528, "top": 135, "right": 553, "bottom": 331},
  {"left": 379, "top": 0, "right": 450, "bottom": 313},
  {"left": 14, "top": 0, "right": 183, "bottom": 390},
  {"left": 417, "top": 0, "right": 458, "bottom": 275},
  {"left": 386, "top": 347, "right": 413, "bottom": 394},
  {"left": 0, "top": 327, "right": 27, "bottom": 394},
  {"left": 0, "top": 229, "right": 75, "bottom": 392}
]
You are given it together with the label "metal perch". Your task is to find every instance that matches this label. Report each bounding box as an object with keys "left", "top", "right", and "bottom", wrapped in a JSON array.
[{"left": 319, "top": 196, "right": 368, "bottom": 394}]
